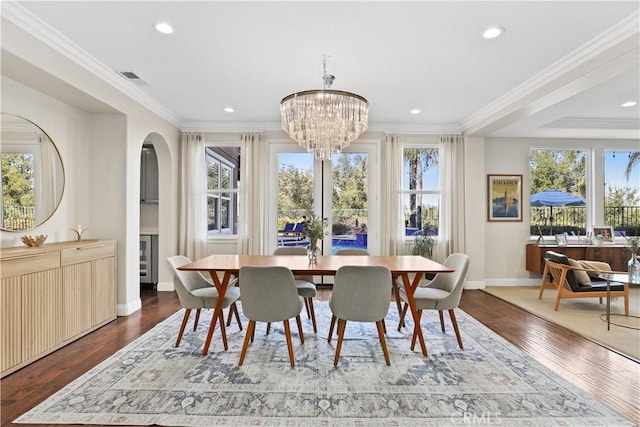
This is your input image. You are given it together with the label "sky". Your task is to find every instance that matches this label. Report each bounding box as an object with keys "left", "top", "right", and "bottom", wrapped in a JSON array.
[{"left": 604, "top": 151, "right": 640, "bottom": 191}]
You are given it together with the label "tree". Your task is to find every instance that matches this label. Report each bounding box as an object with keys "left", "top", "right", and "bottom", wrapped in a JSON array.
[
  {"left": 1, "top": 153, "right": 34, "bottom": 208},
  {"left": 277, "top": 163, "right": 313, "bottom": 214},
  {"left": 625, "top": 152, "right": 640, "bottom": 180},
  {"left": 530, "top": 150, "right": 586, "bottom": 196},
  {"left": 605, "top": 185, "right": 640, "bottom": 207},
  {"left": 404, "top": 148, "right": 438, "bottom": 228}
]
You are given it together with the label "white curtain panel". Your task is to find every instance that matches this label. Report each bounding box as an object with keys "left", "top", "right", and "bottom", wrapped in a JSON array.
[
  {"left": 237, "top": 132, "right": 266, "bottom": 255},
  {"left": 178, "top": 132, "right": 207, "bottom": 261},
  {"left": 381, "top": 133, "right": 405, "bottom": 255},
  {"left": 37, "top": 134, "right": 56, "bottom": 222},
  {"left": 439, "top": 134, "right": 467, "bottom": 259}
]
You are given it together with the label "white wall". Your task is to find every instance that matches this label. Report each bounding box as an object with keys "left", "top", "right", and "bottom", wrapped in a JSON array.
[
  {"left": 482, "top": 136, "right": 640, "bottom": 285},
  {"left": 2, "top": 17, "right": 181, "bottom": 315},
  {"left": 1, "top": 77, "right": 93, "bottom": 247}
]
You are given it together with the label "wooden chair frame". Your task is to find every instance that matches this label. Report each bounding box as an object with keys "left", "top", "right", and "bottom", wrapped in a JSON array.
[{"left": 539, "top": 258, "right": 629, "bottom": 314}]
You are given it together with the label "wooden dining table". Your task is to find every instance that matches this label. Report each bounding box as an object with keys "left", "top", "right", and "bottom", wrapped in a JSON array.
[{"left": 178, "top": 254, "right": 454, "bottom": 357}]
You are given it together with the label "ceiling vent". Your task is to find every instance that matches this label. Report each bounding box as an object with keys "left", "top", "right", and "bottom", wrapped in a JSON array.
[{"left": 118, "top": 70, "right": 148, "bottom": 85}]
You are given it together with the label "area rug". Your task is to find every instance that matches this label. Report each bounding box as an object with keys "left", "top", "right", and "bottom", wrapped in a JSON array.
[
  {"left": 483, "top": 286, "right": 640, "bottom": 361},
  {"left": 16, "top": 302, "right": 632, "bottom": 426}
]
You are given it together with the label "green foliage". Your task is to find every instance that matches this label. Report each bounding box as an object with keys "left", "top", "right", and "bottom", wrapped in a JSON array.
[
  {"left": 404, "top": 148, "right": 438, "bottom": 213},
  {"left": 605, "top": 185, "right": 640, "bottom": 207},
  {"left": 2, "top": 153, "right": 35, "bottom": 208},
  {"left": 301, "top": 215, "right": 327, "bottom": 243},
  {"left": 626, "top": 152, "right": 640, "bottom": 180},
  {"left": 410, "top": 233, "right": 436, "bottom": 258},
  {"left": 278, "top": 163, "right": 314, "bottom": 212},
  {"left": 530, "top": 150, "right": 586, "bottom": 196},
  {"left": 332, "top": 154, "right": 367, "bottom": 211}
]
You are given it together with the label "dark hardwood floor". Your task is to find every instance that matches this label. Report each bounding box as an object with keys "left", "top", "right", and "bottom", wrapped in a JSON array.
[{"left": 2, "top": 289, "right": 638, "bottom": 426}]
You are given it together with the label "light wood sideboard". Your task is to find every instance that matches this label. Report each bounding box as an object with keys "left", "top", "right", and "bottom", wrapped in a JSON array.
[
  {"left": 525, "top": 243, "right": 631, "bottom": 274},
  {"left": 1, "top": 240, "right": 116, "bottom": 377}
]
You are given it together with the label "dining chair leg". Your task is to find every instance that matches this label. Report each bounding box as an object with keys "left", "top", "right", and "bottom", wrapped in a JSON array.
[
  {"left": 410, "top": 310, "right": 423, "bottom": 351},
  {"left": 398, "top": 302, "right": 409, "bottom": 331},
  {"left": 175, "top": 308, "right": 191, "bottom": 347},
  {"left": 307, "top": 297, "right": 318, "bottom": 333},
  {"left": 266, "top": 322, "right": 271, "bottom": 335},
  {"left": 448, "top": 309, "right": 464, "bottom": 350},
  {"left": 193, "top": 309, "right": 201, "bottom": 331},
  {"left": 283, "top": 320, "right": 296, "bottom": 368},
  {"left": 227, "top": 303, "right": 243, "bottom": 331},
  {"left": 304, "top": 298, "right": 311, "bottom": 318},
  {"left": 239, "top": 320, "right": 256, "bottom": 366},
  {"left": 333, "top": 318, "right": 347, "bottom": 366},
  {"left": 438, "top": 310, "right": 446, "bottom": 333},
  {"left": 218, "top": 310, "right": 228, "bottom": 351},
  {"left": 295, "top": 314, "right": 305, "bottom": 344},
  {"left": 392, "top": 279, "right": 403, "bottom": 323},
  {"left": 376, "top": 320, "right": 391, "bottom": 366},
  {"left": 382, "top": 318, "right": 387, "bottom": 335},
  {"left": 328, "top": 314, "right": 337, "bottom": 343}
]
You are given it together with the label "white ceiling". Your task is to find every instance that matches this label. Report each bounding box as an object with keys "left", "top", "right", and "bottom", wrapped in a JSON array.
[{"left": 2, "top": 1, "right": 639, "bottom": 139}]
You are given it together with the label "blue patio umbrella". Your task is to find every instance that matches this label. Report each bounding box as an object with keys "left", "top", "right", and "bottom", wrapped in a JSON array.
[{"left": 530, "top": 189, "right": 586, "bottom": 235}]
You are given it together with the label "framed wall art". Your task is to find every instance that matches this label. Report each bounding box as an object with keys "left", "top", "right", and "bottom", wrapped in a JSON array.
[{"left": 487, "top": 174, "right": 523, "bottom": 222}]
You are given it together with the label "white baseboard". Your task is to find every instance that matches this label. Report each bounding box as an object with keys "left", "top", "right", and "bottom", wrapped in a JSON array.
[
  {"left": 117, "top": 297, "right": 142, "bottom": 316},
  {"left": 156, "top": 281, "right": 174, "bottom": 292},
  {"left": 464, "top": 280, "right": 485, "bottom": 289},
  {"left": 484, "top": 278, "right": 540, "bottom": 287}
]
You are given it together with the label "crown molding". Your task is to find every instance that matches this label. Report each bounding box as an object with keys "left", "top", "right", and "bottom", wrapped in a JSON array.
[
  {"left": 542, "top": 117, "right": 640, "bottom": 130},
  {"left": 180, "top": 120, "right": 462, "bottom": 134},
  {"left": 462, "top": 11, "right": 640, "bottom": 135},
  {"left": 1, "top": 1, "right": 183, "bottom": 128}
]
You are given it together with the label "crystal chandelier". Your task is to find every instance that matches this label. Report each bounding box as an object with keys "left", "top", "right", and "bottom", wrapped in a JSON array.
[{"left": 280, "top": 58, "right": 368, "bottom": 161}]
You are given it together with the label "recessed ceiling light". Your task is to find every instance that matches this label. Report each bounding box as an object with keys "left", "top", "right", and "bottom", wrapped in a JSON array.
[
  {"left": 154, "top": 22, "right": 174, "bottom": 34},
  {"left": 483, "top": 26, "right": 505, "bottom": 39},
  {"left": 621, "top": 101, "right": 637, "bottom": 107},
  {"left": 224, "top": 107, "right": 235, "bottom": 113},
  {"left": 410, "top": 109, "right": 421, "bottom": 115}
]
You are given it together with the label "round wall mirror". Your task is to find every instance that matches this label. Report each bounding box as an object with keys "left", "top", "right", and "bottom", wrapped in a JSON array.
[{"left": 1, "top": 113, "right": 65, "bottom": 231}]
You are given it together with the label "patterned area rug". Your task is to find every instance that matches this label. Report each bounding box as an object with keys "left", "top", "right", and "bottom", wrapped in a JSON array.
[{"left": 16, "top": 302, "right": 632, "bottom": 426}]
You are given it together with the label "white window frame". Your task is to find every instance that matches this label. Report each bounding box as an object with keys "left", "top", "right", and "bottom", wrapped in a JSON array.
[
  {"left": 205, "top": 143, "right": 240, "bottom": 238},
  {"left": 401, "top": 143, "right": 440, "bottom": 240}
]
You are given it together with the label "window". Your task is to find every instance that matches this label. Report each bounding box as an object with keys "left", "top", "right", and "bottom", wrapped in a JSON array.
[
  {"left": 604, "top": 150, "right": 640, "bottom": 236},
  {"left": 1, "top": 152, "right": 35, "bottom": 230},
  {"left": 529, "top": 149, "right": 587, "bottom": 235},
  {"left": 206, "top": 146, "right": 240, "bottom": 236},
  {"left": 401, "top": 146, "right": 439, "bottom": 236}
]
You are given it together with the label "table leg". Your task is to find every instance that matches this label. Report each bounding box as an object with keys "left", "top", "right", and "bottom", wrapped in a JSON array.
[
  {"left": 401, "top": 272, "right": 429, "bottom": 356},
  {"left": 606, "top": 279, "right": 610, "bottom": 331},
  {"left": 202, "top": 270, "right": 232, "bottom": 356}
]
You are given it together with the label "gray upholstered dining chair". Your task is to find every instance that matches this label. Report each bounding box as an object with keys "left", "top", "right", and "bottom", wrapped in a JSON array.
[
  {"left": 273, "top": 246, "right": 318, "bottom": 333},
  {"left": 238, "top": 265, "right": 305, "bottom": 368},
  {"left": 329, "top": 265, "right": 392, "bottom": 366},
  {"left": 166, "top": 255, "right": 242, "bottom": 349},
  {"left": 335, "top": 248, "right": 370, "bottom": 255},
  {"left": 327, "top": 248, "right": 373, "bottom": 341},
  {"left": 398, "top": 253, "right": 470, "bottom": 350},
  {"left": 333, "top": 247, "right": 403, "bottom": 331}
]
